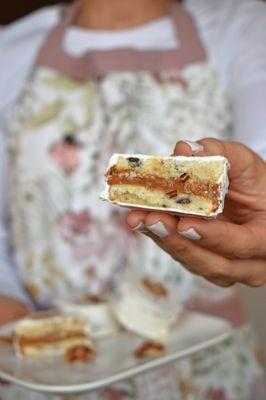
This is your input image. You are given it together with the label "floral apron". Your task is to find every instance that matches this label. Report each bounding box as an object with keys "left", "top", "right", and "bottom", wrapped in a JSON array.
[{"left": 2, "top": 1, "right": 263, "bottom": 399}]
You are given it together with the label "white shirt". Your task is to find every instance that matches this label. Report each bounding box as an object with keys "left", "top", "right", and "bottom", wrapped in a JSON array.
[{"left": 0, "top": 0, "right": 266, "bottom": 307}]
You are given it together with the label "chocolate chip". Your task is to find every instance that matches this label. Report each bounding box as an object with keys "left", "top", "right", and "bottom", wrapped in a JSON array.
[
  {"left": 127, "top": 157, "right": 142, "bottom": 167},
  {"left": 180, "top": 173, "right": 190, "bottom": 182},
  {"left": 176, "top": 198, "right": 191, "bottom": 205},
  {"left": 63, "top": 134, "right": 76, "bottom": 145}
]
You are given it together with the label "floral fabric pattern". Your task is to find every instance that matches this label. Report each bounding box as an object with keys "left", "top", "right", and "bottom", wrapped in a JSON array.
[
  {"left": 7, "top": 64, "right": 232, "bottom": 306},
  {"left": 4, "top": 63, "right": 263, "bottom": 399}
]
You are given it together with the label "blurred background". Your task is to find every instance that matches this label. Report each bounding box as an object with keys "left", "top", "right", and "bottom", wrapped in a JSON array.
[
  {"left": 1, "top": 0, "right": 266, "bottom": 366},
  {"left": 0, "top": 0, "right": 69, "bottom": 24}
]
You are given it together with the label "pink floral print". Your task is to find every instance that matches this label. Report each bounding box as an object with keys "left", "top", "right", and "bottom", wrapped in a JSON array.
[
  {"left": 56, "top": 209, "right": 135, "bottom": 270},
  {"left": 206, "top": 388, "right": 226, "bottom": 400},
  {"left": 49, "top": 134, "right": 82, "bottom": 174},
  {"left": 57, "top": 210, "right": 91, "bottom": 242},
  {"left": 7, "top": 55, "right": 262, "bottom": 400},
  {"left": 103, "top": 387, "right": 125, "bottom": 400}
]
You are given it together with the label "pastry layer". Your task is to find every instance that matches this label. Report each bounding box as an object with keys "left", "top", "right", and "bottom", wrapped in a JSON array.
[
  {"left": 15, "top": 315, "right": 93, "bottom": 358},
  {"left": 59, "top": 303, "right": 120, "bottom": 338},
  {"left": 134, "top": 341, "right": 165, "bottom": 358}
]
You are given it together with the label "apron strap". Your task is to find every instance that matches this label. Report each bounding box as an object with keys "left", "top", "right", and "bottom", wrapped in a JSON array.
[
  {"left": 170, "top": 1, "right": 206, "bottom": 65},
  {"left": 36, "top": 1, "right": 80, "bottom": 67},
  {"left": 36, "top": 1, "right": 206, "bottom": 79}
]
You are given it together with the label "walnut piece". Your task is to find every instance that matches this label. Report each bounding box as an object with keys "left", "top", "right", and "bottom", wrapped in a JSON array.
[
  {"left": 141, "top": 278, "right": 168, "bottom": 298},
  {"left": 166, "top": 189, "right": 178, "bottom": 198},
  {"left": 65, "top": 345, "right": 96, "bottom": 363},
  {"left": 134, "top": 341, "right": 165, "bottom": 359}
]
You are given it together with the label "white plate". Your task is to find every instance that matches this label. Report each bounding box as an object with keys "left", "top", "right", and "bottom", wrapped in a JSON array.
[{"left": 0, "top": 312, "right": 233, "bottom": 395}]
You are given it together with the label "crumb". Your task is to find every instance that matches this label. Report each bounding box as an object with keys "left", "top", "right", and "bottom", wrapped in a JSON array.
[
  {"left": 134, "top": 341, "right": 165, "bottom": 358},
  {"left": 141, "top": 278, "right": 168, "bottom": 298},
  {"left": 0, "top": 336, "right": 13, "bottom": 346},
  {"left": 78, "top": 294, "right": 107, "bottom": 304},
  {"left": 65, "top": 345, "right": 96, "bottom": 363}
]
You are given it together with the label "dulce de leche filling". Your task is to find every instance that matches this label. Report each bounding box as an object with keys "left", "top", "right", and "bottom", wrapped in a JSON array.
[
  {"left": 106, "top": 167, "right": 220, "bottom": 204},
  {"left": 18, "top": 331, "right": 87, "bottom": 347}
]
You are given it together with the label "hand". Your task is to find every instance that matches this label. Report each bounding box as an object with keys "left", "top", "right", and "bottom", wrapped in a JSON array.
[
  {"left": 126, "top": 138, "right": 266, "bottom": 288},
  {"left": 0, "top": 296, "right": 29, "bottom": 326}
]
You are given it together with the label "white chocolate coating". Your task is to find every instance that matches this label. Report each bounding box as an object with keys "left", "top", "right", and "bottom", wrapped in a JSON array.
[{"left": 100, "top": 154, "right": 229, "bottom": 219}]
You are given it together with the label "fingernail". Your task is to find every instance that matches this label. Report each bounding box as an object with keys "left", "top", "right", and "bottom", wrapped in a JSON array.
[
  {"left": 147, "top": 221, "right": 168, "bottom": 238},
  {"left": 132, "top": 222, "right": 150, "bottom": 233},
  {"left": 183, "top": 141, "right": 204, "bottom": 153},
  {"left": 179, "top": 228, "right": 202, "bottom": 241}
]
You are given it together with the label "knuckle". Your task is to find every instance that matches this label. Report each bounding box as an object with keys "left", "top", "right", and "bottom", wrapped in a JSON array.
[
  {"left": 156, "top": 236, "right": 190, "bottom": 263},
  {"left": 235, "top": 247, "right": 253, "bottom": 259},
  {"left": 207, "top": 278, "right": 233, "bottom": 288},
  {"left": 205, "top": 235, "right": 221, "bottom": 250},
  {"left": 247, "top": 277, "right": 266, "bottom": 288},
  {"left": 234, "top": 227, "right": 258, "bottom": 259},
  {"left": 205, "top": 263, "right": 229, "bottom": 281},
  {"left": 166, "top": 238, "right": 189, "bottom": 256},
  {"left": 203, "top": 138, "right": 226, "bottom": 155},
  {"left": 237, "top": 226, "right": 261, "bottom": 259}
]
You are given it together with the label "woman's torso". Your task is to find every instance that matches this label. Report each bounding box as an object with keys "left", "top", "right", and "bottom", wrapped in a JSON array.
[{"left": 5, "top": 0, "right": 234, "bottom": 310}]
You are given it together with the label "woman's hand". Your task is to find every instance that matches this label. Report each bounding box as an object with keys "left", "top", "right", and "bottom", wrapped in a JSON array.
[
  {"left": 0, "top": 295, "right": 29, "bottom": 326},
  {"left": 126, "top": 138, "right": 266, "bottom": 288}
]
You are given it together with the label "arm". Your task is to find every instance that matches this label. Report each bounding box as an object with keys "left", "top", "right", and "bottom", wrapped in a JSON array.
[{"left": 0, "top": 9, "right": 62, "bottom": 324}]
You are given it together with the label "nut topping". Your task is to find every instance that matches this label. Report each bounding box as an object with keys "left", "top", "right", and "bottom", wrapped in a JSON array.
[
  {"left": 134, "top": 341, "right": 165, "bottom": 358},
  {"left": 141, "top": 278, "right": 168, "bottom": 298},
  {"left": 180, "top": 173, "right": 190, "bottom": 182},
  {"left": 166, "top": 189, "right": 178, "bottom": 198},
  {"left": 65, "top": 345, "right": 96, "bottom": 363}
]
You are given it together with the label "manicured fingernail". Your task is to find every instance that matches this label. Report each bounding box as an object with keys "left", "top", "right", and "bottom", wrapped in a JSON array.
[
  {"left": 132, "top": 222, "right": 150, "bottom": 233},
  {"left": 179, "top": 228, "right": 202, "bottom": 241},
  {"left": 147, "top": 222, "right": 168, "bottom": 238},
  {"left": 183, "top": 141, "right": 204, "bottom": 153}
]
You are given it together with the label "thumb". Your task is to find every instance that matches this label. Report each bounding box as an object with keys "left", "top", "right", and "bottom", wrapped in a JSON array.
[{"left": 177, "top": 216, "right": 266, "bottom": 259}]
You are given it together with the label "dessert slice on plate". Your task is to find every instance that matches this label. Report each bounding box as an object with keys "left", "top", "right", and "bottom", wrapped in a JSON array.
[
  {"left": 58, "top": 302, "right": 120, "bottom": 338},
  {"left": 101, "top": 154, "right": 229, "bottom": 218},
  {"left": 14, "top": 313, "right": 95, "bottom": 362}
]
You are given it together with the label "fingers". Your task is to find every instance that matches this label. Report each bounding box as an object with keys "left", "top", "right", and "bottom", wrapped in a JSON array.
[
  {"left": 126, "top": 210, "right": 178, "bottom": 236},
  {"left": 126, "top": 210, "right": 150, "bottom": 232},
  {"left": 205, "top": 277, "right": 234, "bottom": 288},
  {"left": 143, "top": 230, "right": 237, "bottom": 287},
  {"left": 230, "top": 258, "right": 266, "bottom": 287},
  {"left": 173, "top": 138, "right": 263, "bottom": 182},
  {"left": 128, "top": 212, "right": 234, "bottom": 283},
  {"left": 176, "top": 217, "right": 266, "bottom": 259},
  {"left": 126, "top": 211, "right": 266, "bottom": 288},
  {"left": 172, "top": 140, "right": 204, "bottom": 156},
  {"left": 128, "top": 209, "right": 266, "bottom": 259}
]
